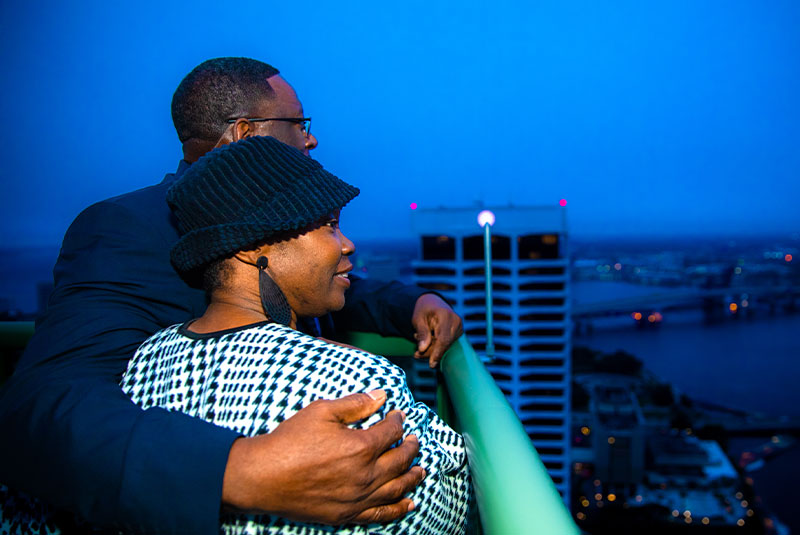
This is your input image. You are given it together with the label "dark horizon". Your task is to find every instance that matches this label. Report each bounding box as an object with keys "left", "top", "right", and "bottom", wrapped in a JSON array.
[{"left": 2, "top": 229, "right": 798, "bottom": 253}]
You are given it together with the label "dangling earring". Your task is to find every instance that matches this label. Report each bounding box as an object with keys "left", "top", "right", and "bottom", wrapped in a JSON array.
[{"left": 256, "top": 256, "right": 292, "bottom": 326}]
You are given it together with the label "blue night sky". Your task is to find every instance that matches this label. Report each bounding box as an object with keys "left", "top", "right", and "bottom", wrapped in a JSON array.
[{"left": 1, "top": 1, "right": 799, "bottom": 247}]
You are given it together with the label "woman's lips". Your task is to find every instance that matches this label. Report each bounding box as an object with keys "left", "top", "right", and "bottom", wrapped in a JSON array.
[{"left": 334, "top": 270, "right": 351, "bottom": 288}]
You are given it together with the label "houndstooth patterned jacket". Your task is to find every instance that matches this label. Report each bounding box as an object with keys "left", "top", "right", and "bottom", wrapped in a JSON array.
[{"left": 121, "top": 321, "right": 473, "bottom": 535}]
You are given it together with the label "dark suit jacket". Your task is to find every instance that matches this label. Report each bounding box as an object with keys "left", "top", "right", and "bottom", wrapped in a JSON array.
[{"left": 0, "top": 162, "right": 426, "bottom": 534}]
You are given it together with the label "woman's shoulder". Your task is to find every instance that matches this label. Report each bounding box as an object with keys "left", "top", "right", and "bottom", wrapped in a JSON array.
[
  {"left": 136, "top": 323, "right": 184, "bottom": 351},
  {"left": 278, "top": 326, "right": 392, "bottom": 364}
]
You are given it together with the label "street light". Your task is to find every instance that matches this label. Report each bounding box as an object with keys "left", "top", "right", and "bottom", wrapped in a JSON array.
[{"left": 477, "top": 210, "right": 496, "bottom": 362}]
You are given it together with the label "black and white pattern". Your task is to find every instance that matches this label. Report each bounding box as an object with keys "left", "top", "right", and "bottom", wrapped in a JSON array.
[
  {"left": 0, "top": 487, "right": 58, "bottom": 535},
  {"left": 120, "top": 321, "right": 472, "bottom": 535}
]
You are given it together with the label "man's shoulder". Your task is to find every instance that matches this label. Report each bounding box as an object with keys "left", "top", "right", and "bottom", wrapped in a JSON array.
[
  {"left": 99, "top": 174, "right": 175, "bottom": 218},
  {"left": 66, "top": 173, "right": 179, "bottom": 243}
]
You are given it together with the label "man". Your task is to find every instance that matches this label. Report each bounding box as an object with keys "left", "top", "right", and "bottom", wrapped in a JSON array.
[{"left": 0, "top": 58, "right": 462, "bottom": 534}]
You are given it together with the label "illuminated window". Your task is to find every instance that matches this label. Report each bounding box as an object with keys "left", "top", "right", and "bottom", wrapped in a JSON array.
[
  {"left": 518, "top": 234, "right": 560, "bottom": 259},
  {"left": 421, "top": 235, "right": 455, "bottom": 260},
  {"left": 463, "top": 234, "right": 511, "bottom": 260}
]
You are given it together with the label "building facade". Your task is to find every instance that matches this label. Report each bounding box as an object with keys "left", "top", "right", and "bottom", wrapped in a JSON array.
[{"left": 410, "top": 205, "right": 572, "bottom": 499}]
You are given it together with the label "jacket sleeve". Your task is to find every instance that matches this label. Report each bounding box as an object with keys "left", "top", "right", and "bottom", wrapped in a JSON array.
[
  {"left": 0, "top": 199, "right": 238, "bottom": 534},
  {"left": 331, "top": 275, "right": 430, "bottom": 340}
]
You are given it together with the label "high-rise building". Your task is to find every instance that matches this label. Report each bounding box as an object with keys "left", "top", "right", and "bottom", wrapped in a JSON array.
[{"left": 410, "top": 204, "right": 572, "bottom": 500}]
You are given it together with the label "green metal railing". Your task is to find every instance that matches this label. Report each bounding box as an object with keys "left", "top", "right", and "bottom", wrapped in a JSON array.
[
  {"left": 1, "top": 322, "right": 579, "bottom": 533},
  {"left": 0, "top": 321, "right": 35, "bottom": 350},
  {"left": 0, "top": 321, "right": 35, "bottom": 384},
  {"left": 345, "top": 332, "right": 579, "bottom": 534}
]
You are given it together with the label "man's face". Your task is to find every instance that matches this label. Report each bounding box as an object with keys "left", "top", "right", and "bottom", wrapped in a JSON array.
[{"left": 249, "top": 75, "right": 318, "bottom": 155}]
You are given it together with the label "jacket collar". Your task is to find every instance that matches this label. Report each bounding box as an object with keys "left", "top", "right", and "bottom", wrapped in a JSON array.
[{"left": 160, "top": 160, "right": 192, "bottom": 185}]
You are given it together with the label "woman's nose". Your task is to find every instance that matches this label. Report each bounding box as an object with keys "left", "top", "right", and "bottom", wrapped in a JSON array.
[{"left": 340, "top": 231, "right": 355, "bottom": 256}]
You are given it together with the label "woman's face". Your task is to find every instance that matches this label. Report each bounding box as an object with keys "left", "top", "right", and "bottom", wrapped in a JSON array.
[{"left": 268, "top": 210, "right": 355, "bottom": 318}]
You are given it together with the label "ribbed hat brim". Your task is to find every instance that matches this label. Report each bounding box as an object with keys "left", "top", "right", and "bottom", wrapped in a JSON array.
[{"left": 167, "top": 136, "right": 360, "bottom": 273}]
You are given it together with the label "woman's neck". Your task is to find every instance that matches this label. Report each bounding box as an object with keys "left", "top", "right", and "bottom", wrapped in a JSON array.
[{"left": 188, "top": 294, "right": 297, "bottom": 333}]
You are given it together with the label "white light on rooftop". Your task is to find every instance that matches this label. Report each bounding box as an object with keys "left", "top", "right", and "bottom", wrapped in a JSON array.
[{"left": 477, "top": 210, "right": 496, "bottom": 227}]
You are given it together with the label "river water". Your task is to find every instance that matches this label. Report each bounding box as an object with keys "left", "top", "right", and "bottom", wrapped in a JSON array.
[{"left": 573, "top": 280, "right": 800, "bottom": 532}]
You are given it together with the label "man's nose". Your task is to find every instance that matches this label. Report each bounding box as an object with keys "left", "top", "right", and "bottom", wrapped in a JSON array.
[{"left": 305, "top": 133, "right": 318, "bottom": 151}]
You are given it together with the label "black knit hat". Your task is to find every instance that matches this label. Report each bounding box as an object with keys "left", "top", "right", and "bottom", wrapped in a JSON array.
[{"left": 167, "top": 136, "right": 360, "bottom": 273}]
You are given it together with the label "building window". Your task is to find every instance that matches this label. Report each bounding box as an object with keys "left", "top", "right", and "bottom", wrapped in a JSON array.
[
  {"left": 522, "top": 388, "right": 564, "bottom": 397},
  {"left": 520, "top": 312, "right": 565, "bottom": 322},
  {"left": 421, "top": 235, "right": 455, "bottom": 260},
  {"left": 520, "top": 328, "right": 564, "bottom": 337},
  {"left": 463, "top": 296, "right": 511, "bottom": 306},
  {"left": 518, "top": 234, "right": 560, "bottom": 260},
  {"left": 465, "top": 311, "right": 512, "bottom": 321},
  {"left": 520, "top": 359, "right": 564, "bottom": 368},
  {"left": 464, "top": 266, "right": 511, "bottom": 276},
  {"left": 522, "top": 373, "right": 564, "bottom": 382},
  {"left": 519, "top": 266, "right": 564, "bottom": 275},
  {"left": 464, "top": 281, "right": 511, "bottom": 291},
  {"left": 463, "top": 234, "right": 511, "bottom": 260},
  {"left": 417, "top": 282, "right": 456, "bottom": 291},
  {"left": 520, "top": 281, "right": 565, "bottom": 291},
  {"left": 414, "top": 267, "right": 456, "bottom": 276},
  {"left": 521, "top": 343, "right": 566, "bottom": 352},
  {"left": 521, "top": 402, "right": 565, "bottom": 413},
  {"left": 529, "top": 432, "right": 564, "bottom": 441},
  {"left": 520, "top": 297, "right": 565, "bottom": 307},
  {"left": 524, "top": 417, "right": 565, "bottom": 427}
]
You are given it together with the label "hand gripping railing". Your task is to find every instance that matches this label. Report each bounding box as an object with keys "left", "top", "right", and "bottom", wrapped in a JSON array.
[{"left": 344, "top": 332, "right": 579, "bottom": 534}]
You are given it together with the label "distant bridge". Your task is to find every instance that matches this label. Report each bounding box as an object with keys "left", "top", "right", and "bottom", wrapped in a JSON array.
[
  {"left": 572, "top": 285, "right": 800, "bottom": 319},
  {"left": 695, "top": 417, "right": 800, "bottom": 438}
]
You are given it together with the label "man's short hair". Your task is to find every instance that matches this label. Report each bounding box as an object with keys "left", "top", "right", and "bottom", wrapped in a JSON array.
[{"left": 171, "top": 57, "right": 280, "bottom": 143}]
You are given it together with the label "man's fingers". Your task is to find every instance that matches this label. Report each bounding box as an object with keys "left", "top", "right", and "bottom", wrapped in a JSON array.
[
  {"left": 351, "top": 498, "right": 416, "bottom": 525},
  {"left": 414, "top": 324, "right": 433, "bottom": 354},
  {"left": 373, "top": 433, "right": 420, "bottom": 480},
  {"left": 427, "top": 340, "right": 447, "bottom": 368},
  {"left": 363, "top": 412, "right": 414, "bottom": 459},
  {"left": 351, "top": 465, "right": 426, "bottom": 524},
  {"left": 418, "top": 310, "right": 463, "bottom": 367},
  {"left": 321, "top": 390, "right": 387, "bottom": 425}
]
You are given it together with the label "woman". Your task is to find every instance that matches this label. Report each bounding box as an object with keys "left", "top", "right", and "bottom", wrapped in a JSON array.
[{"left": 120, "top": 135, "right": 473, "bottom": 534}]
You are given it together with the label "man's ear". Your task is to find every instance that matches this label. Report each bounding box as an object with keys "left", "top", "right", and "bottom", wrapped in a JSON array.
[
  {"left": 214, "top": 119, "right": 255, "bottom": 149},
  {"left": 231, "top": 118, "right": 256, "bottom": 142}
]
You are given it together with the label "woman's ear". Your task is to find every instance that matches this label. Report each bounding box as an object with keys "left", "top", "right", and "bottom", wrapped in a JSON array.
[{"left": 233, "top": 244, "right": 273, "bottom": 267}]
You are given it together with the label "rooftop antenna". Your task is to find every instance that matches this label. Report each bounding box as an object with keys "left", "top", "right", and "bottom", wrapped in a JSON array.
[{"left": 477, "top": 210, "right": 496, "bottom": 363}]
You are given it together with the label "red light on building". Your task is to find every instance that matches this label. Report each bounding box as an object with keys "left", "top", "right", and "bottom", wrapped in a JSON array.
[
  {"left": 559, "top": 199, "right": 567, "bottom": 207},
  {"left": 786, "top": 254, "right": 793, "bottom": 262},
  {"left": 410, "top": 202, "right": 418, "bottom": 210}
]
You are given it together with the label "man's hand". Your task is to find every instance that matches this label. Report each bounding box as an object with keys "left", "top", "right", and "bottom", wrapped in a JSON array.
[
  {"left": 222, "top": 389, "right": 424, "bottom": 525},
  {"left": 412, "top": 293, "right": 464, "bottom": 368}
]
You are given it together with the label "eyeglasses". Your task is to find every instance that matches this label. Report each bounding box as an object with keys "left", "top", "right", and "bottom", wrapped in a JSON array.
[{"left": 226, "top": 117, "right": 311, "bottom": 136}]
